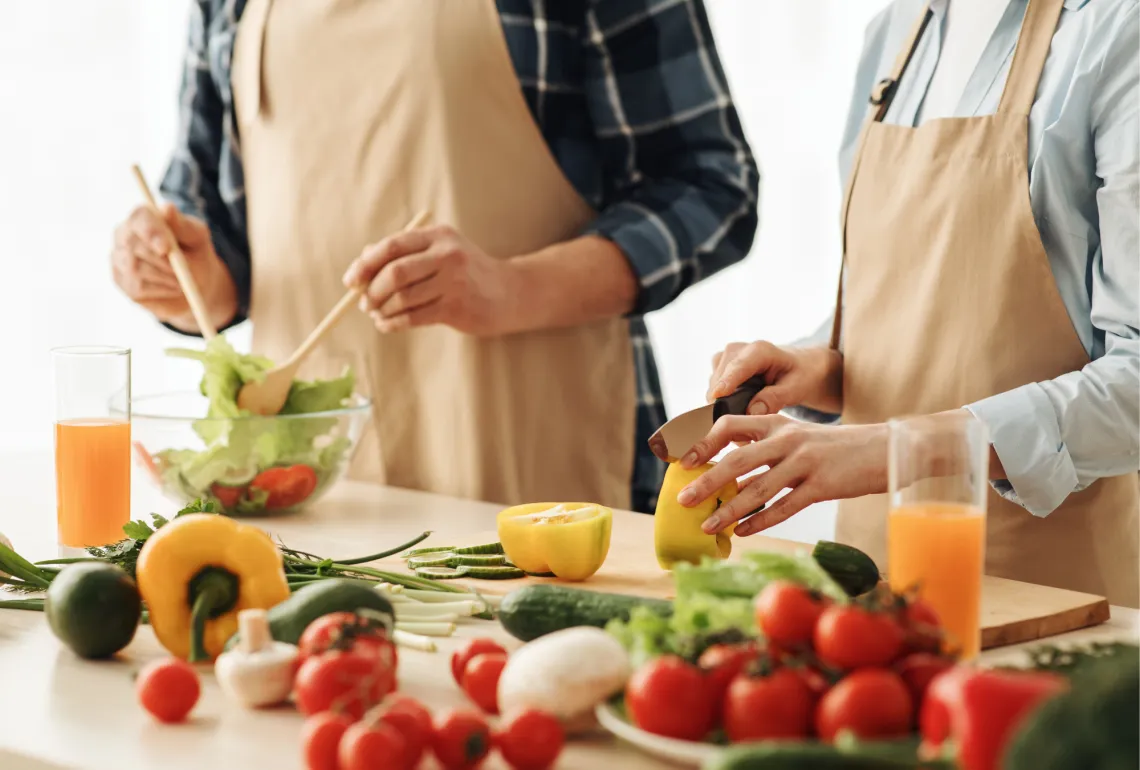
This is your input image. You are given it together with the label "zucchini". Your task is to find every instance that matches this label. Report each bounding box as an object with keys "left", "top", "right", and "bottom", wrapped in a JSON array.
[
  {"left": 498, "top": 584, "right": 673, "bottom": 642},
  {"left": 45, "top": 563, "right": 141, "bottom": 659},
  {"left": 812, "top": 540, "right": 881, "bottom": 597},
  {"left": 224, "top": 578, "right": 394, "bottom": 650}
]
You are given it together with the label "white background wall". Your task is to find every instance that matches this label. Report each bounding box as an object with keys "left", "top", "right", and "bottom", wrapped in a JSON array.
[{"left": 0, "top": 0, "right": 887, "bottom": 543}]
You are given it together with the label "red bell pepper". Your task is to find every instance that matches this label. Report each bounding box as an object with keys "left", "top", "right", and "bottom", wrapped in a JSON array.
[{"left": 920, "top": 666, "right": 1068, "bottom": 770}]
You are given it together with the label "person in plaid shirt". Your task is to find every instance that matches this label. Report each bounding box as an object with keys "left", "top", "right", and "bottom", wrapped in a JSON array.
[{"left": 111, "top": 0, "right": 758, "bottom": 513}]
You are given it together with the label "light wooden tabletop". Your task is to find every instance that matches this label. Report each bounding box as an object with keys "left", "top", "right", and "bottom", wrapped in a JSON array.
[{"left": 0, "top": 454, "right": 1134, "bottom": 770}]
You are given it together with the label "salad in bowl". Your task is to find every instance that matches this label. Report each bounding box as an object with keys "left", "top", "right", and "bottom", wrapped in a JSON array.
[{"left": 130, "top": 337, "right": 371, "bottom": 516}]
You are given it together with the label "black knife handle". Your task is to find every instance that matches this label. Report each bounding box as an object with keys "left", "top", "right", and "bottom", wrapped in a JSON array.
[{"left": 712, "top": 375, "right": 767, "bottom": 421}]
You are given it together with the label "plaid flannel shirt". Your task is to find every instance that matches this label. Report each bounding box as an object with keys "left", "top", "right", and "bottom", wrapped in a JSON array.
[{"left": 161, "top": 0, "right": 760, "bottom": 513}]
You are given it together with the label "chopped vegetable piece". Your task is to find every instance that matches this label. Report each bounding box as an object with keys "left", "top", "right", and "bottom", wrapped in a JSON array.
[
  {"left": 655, "top": 462, "right": 739, "bottom": 569},
  {"left": 497, "top": 503, "right": 611, "bottom": 581},
  {"left": 453, "top": 542, "right": 505, "bottom": 555},
  {"left": 415, "top": 566, "right": 468, "bottom": 579},
  {"left": 407, "top": 553, "right": 458, "bottom": 569}
]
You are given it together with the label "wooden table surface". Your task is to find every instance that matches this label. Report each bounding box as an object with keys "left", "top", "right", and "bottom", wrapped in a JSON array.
[{"left": 0, "top": 458, "right": 1135, "bottom": 770}]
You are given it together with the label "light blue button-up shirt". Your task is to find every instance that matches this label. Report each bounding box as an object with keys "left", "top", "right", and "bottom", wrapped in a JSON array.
[{"left": 796, "top": 0, "right": 1139, "bottom": 516}]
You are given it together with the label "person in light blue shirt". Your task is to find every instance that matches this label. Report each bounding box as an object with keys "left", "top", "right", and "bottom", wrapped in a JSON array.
[{"left": 669, "top": 0, "right": 1139, "bottom": 605}]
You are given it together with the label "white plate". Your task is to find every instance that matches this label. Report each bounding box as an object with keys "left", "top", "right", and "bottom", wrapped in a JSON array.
[{"left": 594, "top": 702, "right": 721, "bottom": 767}]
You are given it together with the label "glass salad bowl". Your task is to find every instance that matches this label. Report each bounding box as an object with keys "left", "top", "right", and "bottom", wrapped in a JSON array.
[{"left": 126, "top": 391, "right": 372, "bottom": 517}]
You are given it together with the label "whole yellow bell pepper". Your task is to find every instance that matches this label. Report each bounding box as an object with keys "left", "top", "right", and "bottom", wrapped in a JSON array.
[
  {"left": 497, "top": 503, "right": 612, "bottom": 581},
  {"left": 655, "top": 461, "right": 739, "bottom": 569},
  {"left": 136, "top": 513, "right": 291, "bottom": 662}
]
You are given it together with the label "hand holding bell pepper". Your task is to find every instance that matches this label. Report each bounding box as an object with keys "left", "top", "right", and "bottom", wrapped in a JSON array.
[
  {"left": 920, "top": 666, "right": 1068, "bottom": 770},
  {"left": 654, "top": 462, "right": 738, "bottom": 569},
  {"left": 136, "top": 513, "right": 291, "bottom": 662}
]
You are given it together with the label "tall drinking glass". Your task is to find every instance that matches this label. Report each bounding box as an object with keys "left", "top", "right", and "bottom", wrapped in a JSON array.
[
  {"left": 888, "top": 413, "right": 989, "bottom": 660},
  {"left": 52, "top": 346, "right": 131, "bottom": 547}
]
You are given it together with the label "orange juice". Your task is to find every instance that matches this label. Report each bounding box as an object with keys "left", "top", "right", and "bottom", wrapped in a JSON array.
[
  {"left": 888, "top": 502, "right": 985, "bottom": 659},
  {"left": 54, "top": 418, "right": 131, "bottom": 547}
]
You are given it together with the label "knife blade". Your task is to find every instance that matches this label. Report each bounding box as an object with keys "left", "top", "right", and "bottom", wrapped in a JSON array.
[{"left": 647, "top": 375, "right": 767, "bottom": 463}]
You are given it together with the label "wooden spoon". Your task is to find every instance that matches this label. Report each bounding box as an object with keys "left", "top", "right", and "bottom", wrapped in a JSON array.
[
  {"left": 237, "top": 209, "right": 433, "bottom": 416},
  {"left": 130, "top": 165, "right": 218, "bottom": 340}
]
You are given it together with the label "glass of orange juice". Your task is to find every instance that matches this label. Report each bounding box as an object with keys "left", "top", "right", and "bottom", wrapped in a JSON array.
[
  {"left": 52, "top": 346, "right": 131, "bottom": 547},
  {"left": 887, "top": 412, "right": 989, "bottom": 660}
]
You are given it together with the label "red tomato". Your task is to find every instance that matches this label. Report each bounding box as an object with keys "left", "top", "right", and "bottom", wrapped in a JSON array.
[
  {"left": 698, "top": 643, "right": 758, "bottom": 720},
  {"left": 753, "top": 581, "right": 828, "bottom": 649},
  {"left": 298, "top": 611, "right": 396, "bottom": 663},
  {"left": 338, "top": 720, "right": 407, "bottom": 770},
  {"left": 792, "top": 664, "right": 832, "bottom": 699},
  {"left": 814, "top": 605, "right": 905, "bottom": 669},
  {"left": 250, "top": 464, "right": 319, "bottom": 508},
  {"left": 815, "top": 669, "right": 913, "bottom": 742},
  {"left": 462, "top": 653, "right": 508, "bottom": 714},
  {"left": 301, "top": 711, "right": 353, "bottom": 770},
  {"left": 626, "top": 656, "right": 716, "bottom": 742},
  {"left": 209, "top": 483, "right": 247, "bottom": 510},
  {"left": 496, "top": 709, "right": 565, "bottom": 770},
  {"left": 450, "top": 638, "right": 507, "bottom": 685},
  {"left": 903, "top": 599, "right": 944, "bottom": 653},
  {"left": 136, "top": 658, "right": 200, "bottom": 723},
  {"left": 294, "top": 648, "right": 398, "bottom": 719},
  {"left": 433, "top": 709, "right": 492, "bottom": 770},
  {"left": 896, "top": 653, "right": 955, "bottom": 708},
  {"left": 375, "top": 695, "right": 434, "bottom": 769},
  {"left": 723, "top": 668, "right": 815, "bottom": 742}
]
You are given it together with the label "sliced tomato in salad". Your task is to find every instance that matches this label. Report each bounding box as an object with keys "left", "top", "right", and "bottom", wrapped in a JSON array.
[
  {"left": 209, "top": 483, "right": 248, "bottom": 509},
  {"left": 250, "top": 465, "right": 319, "bottom": 509}
]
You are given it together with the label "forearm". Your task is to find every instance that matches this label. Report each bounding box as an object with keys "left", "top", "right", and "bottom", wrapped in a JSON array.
[
  {"left": 795, "top": 346, "right": 845, "bottom": 414},
  {"left": 503, "top": 235, "right": 639, "bottom": 333}
]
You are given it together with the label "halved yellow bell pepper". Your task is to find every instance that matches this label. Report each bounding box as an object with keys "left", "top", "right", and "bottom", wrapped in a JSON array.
[
  {"left": 136, "top": 513, "right": 291, "bottom": 662},
  {"left": 655, "top": 461, "right": 738, "bottom": 569},
  {"left": 497, "top": 503, "right": 612, "bottom": 582}
]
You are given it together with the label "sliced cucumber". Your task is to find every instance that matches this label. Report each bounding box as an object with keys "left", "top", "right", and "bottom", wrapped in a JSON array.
[
  {"left": 451, "top": 554, "right": 506, "bottom": 567},
  {"left": 414, "top": 566, "right": 469, "bottom": 580},
  {"left": 464, "top": 566, "right": 525, "bottom": 580},
  {"left": 402, "top": 546, "right": 456, "bottom": 559},
  {"left": 407, "top": 552, "right": 456, "bottom": 569},
  {"left": 454, "top": 542, "right": 504, "bottom": 556},
  {"left": 213, "top": 463, "right": 259, "bottom": 487}
]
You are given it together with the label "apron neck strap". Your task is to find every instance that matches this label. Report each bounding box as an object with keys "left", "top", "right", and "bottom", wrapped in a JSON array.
[
  {"left": 869, "top": 8, "right": 934, "bottom": 123},
  {"left": 998, "top": 0, "right": 1065, "bottom": 115}
]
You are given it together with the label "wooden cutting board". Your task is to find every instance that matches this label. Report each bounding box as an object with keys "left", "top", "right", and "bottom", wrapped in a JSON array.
[{"left": 382, "top": 510, "right": 1110, "bottom": 650}]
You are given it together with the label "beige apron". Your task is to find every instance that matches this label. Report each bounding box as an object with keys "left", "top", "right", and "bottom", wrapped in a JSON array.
[
  {"left": 230, "top": 0, "right": 636, "bottom": 509},
  {"left": 833, "top": 0, "right": 1139, "bottom": 607}
]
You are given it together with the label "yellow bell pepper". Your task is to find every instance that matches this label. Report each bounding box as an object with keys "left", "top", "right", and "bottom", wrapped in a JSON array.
[
  {"left": 655, "top": 461, "right": 739, "bottom": 569},
  {"left": 136, "top": 513, "right": 291, "bottom": 662},
  {"left": 497, "top": 503, "right": 612, "bottom": 581}
]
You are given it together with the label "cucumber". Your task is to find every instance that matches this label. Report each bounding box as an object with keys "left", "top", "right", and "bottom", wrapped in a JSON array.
[
  {"left": 706, "top": 740, "right": 946, "bottom": 770},
  {"left": 415, "top": 566, "right": 468, "bottom": 579},
  {"left": 451, "top": 554, "right": 507, "bottom": 567},
  {"left": 454, "top": 542, "right": 505, "bottom": 555},
  {"left": 498, "top": 584, "right": 673, "bottom": 642},
  {"left": 45, "top": 563, "right": 141, "bottom": 659},
  {"left": 463, "top": 565, "right": 524, "bottom": 579},
  {"left": 224, "top": 578, "right": 395, "bottom": 650},
  {"left": 812, "top": 540, "right": 881, "bottom": 597},
  {"left": 407, "top": 553, "right": 456, "bottom": 569},
  {"left": 402, "top": 546, "right": 455, "bottom": 559}
]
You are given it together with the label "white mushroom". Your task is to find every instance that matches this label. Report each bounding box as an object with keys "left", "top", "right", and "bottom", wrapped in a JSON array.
[
  {"left": 497, "top": 626, "right": 631, "bottom": 734},
  {"left": 214, "top": 608, "right": 298, "bottom": 709}
]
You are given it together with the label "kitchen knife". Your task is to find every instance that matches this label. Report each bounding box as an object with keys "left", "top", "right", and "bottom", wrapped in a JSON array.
[{"left": 647, "top": 375, "right": 767, "bottom": 463}]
